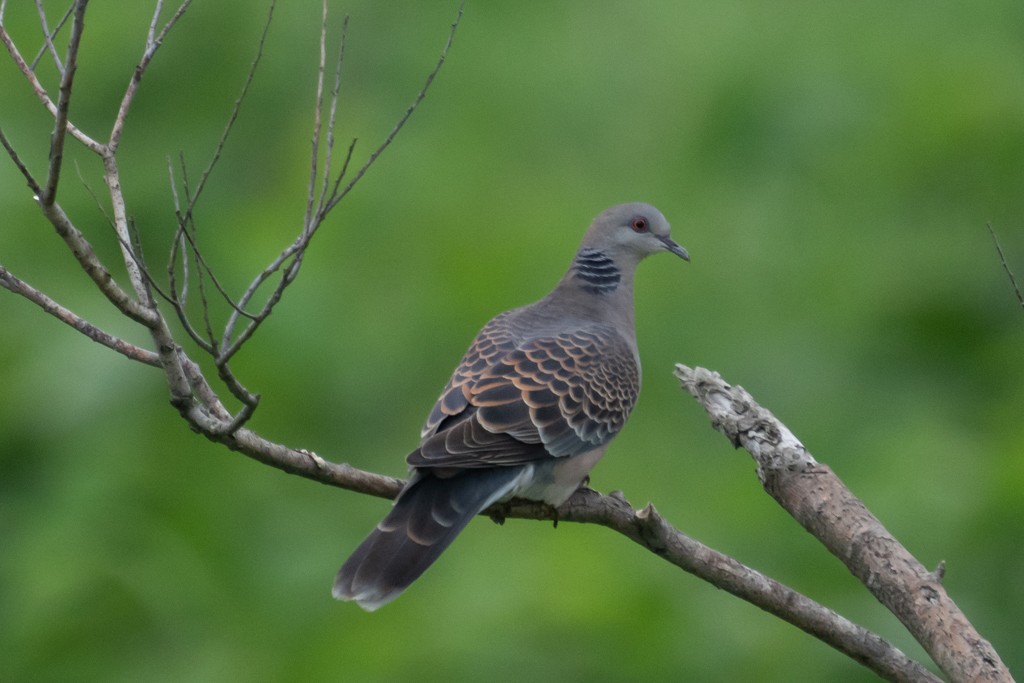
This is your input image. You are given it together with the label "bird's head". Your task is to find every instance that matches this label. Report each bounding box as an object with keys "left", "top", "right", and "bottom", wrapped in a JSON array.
[{"left": 581, "top": 202, "right": 689, "bottom": 264}]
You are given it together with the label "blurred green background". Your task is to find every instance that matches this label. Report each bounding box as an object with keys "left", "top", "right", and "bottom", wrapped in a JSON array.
[{"left": 1, "top": 2, "right": 1022, "bottom": 681}]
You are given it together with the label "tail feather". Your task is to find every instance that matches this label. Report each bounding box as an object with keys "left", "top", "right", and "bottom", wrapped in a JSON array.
[{"left": 333, "top": 467, "right": 525, "bottom": 610}]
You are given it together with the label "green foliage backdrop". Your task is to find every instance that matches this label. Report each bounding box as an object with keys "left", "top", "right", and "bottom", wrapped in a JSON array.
[{"left": 1, "top": 2, "right": 1021, "bottom": 681}]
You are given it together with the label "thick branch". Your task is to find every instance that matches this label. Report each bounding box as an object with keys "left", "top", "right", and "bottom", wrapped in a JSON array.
[
  {"left": 153, "top": 375, "right": 936, "bottom": 683},
  {"left": 39, "top": 0, "right": 85, "bottom": 206},
  {"left": 506, "top": 491, "right": 941, "bottom": 683},
  {"left": 41, "top": 200, "right": 158, "bottom": 326},
  {"left": 675, "top": 364, "right": 1011, "bottom": 683}
]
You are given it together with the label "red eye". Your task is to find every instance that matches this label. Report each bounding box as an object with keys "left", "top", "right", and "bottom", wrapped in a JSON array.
[{"left": 631, "top": 217, "right": 649, "bottom": 233}]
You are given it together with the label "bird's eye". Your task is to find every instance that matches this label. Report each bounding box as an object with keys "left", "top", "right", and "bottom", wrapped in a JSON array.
[{"left": 631, "top": 217, "right": 649, "bottom": 233}]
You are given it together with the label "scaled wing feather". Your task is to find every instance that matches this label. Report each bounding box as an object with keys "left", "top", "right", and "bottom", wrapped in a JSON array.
[{"left": 410, "top": 313, "right": 639, "bottom": 469}]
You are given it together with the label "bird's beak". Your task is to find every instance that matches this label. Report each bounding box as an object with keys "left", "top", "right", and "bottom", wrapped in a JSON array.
[{"left": 658, "top": 235, "right": 690, "bottom": 261}]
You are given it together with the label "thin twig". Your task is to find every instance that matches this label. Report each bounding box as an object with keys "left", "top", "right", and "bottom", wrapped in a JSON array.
[
  {"left": 173, "top": 153, "right": 255, "bottom": 321},
  {"left": 315, "top": 13, "right": 349, "bottom": 221},
  {"left": 109, "top": 224, "right": 203, "bottom": 334},
  {"left": 176, "top": 0, "right": 272, "bottom": 223},
  {"left": 150, "top": 0, "right": 191, "bottom": 48},
  {"left": 323, "top": 1, "right": 463, "bottom": 215},
  {"left": 0, "top": 18, "right": 102, "bottom": 152},
  {"left": 166, "top": 156, "right": 187, "bottom": 303},
  {"left": 215, "top": 359, "right": 260, "bottom": 420},
  {"left": 126, "top": 218, "right": 157, "bottom": 307},
  {"left": 109, "top": 0, "right": 192, "bottom": 151},
  {"left": 220, "top": 4, "right": 462, "bottom": 365},
  {"left": 305, "top": 0, "right": 329, "bottom": 230},
  {"left": 156, "top": 0, "right": 276, "bottom": 351},
  {"left": 190, "top": 219, "right": 218, "bottom": 349},
  {"left": 0, "top": 125, "right": 43, "bottom": 196},
  {"left": 29, "top": 3, "right": 73, "bottom": 70},
  {"left": 34, "top": 0, "right": 64, "bottom": 72},
  {"left": 0, "top": 264, "right": 160, "bottom": 366},
  {"left": 74, "top": 158, "right": 114, "bottom": 230},
  {"left": 165, "top": 157, "right": 220, "bottom": 354},
  {"left": 986, "top": 222, "right": 1024, "bottom": 309}
]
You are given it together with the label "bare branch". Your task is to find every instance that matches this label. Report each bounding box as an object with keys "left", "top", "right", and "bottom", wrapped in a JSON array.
[
  {"left": 215, "top": 357, "right": 259, "bottom": 409},
  {"left": 34, "top": 0, "right": 64, "bottom": 72},
  {"left": 315, "top": 13, "right": 350, "bottom": 221},
  {"left": 109, "top": 0, "right": 192, "bottom": 151},
  {"left": 173, "top": 1, "right": 271, "bottom": 217},
  {"left": 72, "top": 159, "right": 118, "bottom": 233},
  {"left": 167, "top": 155, "right": 256, "bottom": 331},
  {"left": 39, "top": 0, "right": 86, "bottom": 206},
  {"left": 0, "top": 263, "right": 160, "bottom": 366},
  {"left": 675, "top": 364, "right": 1011, "bottom": 683},
  {"left": 166, "top": 157, "right": 189, "bottom": 303},
  {"left": 323, "top": 2, "right": 464, "bottom": 215},
  {"left": 164, "top": 401, "right": 939, "bottom": 683},
  {"left": 987, "top": 222, "right": 1023, "bottom": 309},
  {"left": 163, "top": 161, "right": 224, "bottom": 354},
  {"left": 100, "top": 154, "right": 156, "bottom": 316},
  {"left": 0, "top": 125, "right": 43, "bottom": 196},
  {"left": 218, "top": 240, "right": 300, "bottom": 362},
  {"left": 154, "top": 1, "right": 276, "bottom": 357},
  {"left": 28, "top": 3, "right": 73, "bottom": 70},
  {"left": 39, "top": 199, "right": 158, "bottom": 326},
  {"left": 0, "top": 17, "right": 102, "bottom": 152},
  {"left": 306, "top": 0, "right": 330, "bottom": 229},
  {"left": 527, "top": 492, "right": 942, "bottom": 683},
  {"left": 150, "top": 0, "right": 191, "bottom": 48},
  {"left": 189, "top": 223, "right": 218, "bottom": 346},
  {"left": 220, "top": 4, "right": 462, "bottom": 365},
  {"left": 146, "top": 0, "right": 165, "bottom": 47}
]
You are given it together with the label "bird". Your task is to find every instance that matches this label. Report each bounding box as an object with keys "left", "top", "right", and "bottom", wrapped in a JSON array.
[{"left": 333, "top": 202, "right": 689, "bottom": 610}]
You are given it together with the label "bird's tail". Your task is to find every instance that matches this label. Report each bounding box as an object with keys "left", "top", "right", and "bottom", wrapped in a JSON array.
[{"left": 333, "top": 467, "right": 524, "bottom": 610}]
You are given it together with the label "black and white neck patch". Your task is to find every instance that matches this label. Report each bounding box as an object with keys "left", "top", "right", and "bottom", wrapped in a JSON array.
[{"left": 572, "top": 248, "right": 620, "bottom": 294}]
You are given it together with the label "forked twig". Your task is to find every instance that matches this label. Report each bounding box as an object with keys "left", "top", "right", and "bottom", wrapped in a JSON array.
[
  {"left": 33, "top": 0, "right": 64, "bottom": 71},
  {"left": 218, "top": 3, "right": 464, "bottom": 369},
  {"left": 171, "top": 1, "right": 271, "bottom": 226},
  {"left": 0, "top": 6, "right": 102, "bottom": 152},
  {"left": 323, "top": 1, "right": 464, "bottom": 215},
  {"left": 109, "top": 0, "right": 192, "bottom": 151},
  {"left": 313, "top": 11, "right": 350, "bottom": 223},
  {"left": 29, "top": 3, "right": 72, "bottom": 70}
]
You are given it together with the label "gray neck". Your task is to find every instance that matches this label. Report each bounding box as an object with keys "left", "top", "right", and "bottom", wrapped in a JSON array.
[{"left": 536, "top": 247, "right": 637, "bottom": 339}]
